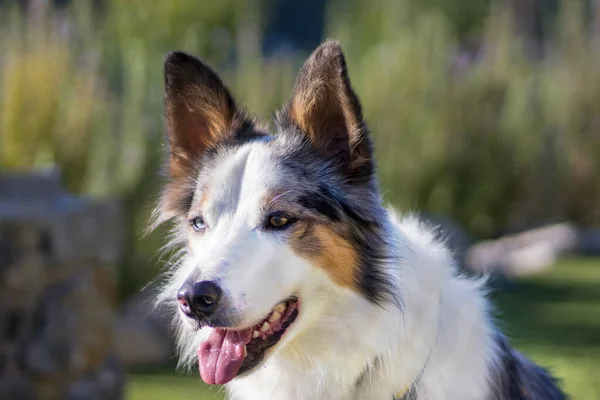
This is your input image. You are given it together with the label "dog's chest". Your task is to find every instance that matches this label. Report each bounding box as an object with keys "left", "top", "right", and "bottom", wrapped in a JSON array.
[
  {"left": 227, "top": 377, "right": 341, "bottom": 400},
  {"left": 226, "top": 362, "right": 402, "bottom": 400},
  {"left": 227, "top": 384, "right": 397, "bottom": 400}
]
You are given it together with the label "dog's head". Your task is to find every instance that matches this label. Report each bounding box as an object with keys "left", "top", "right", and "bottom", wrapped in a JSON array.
[{"left": 154, "top": 40, "right": 396, "bottom": 385}]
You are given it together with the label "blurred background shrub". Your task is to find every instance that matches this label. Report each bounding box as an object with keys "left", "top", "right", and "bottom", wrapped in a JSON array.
[{"left": 1, "top": 0, "right": 599, "bottom": 299}]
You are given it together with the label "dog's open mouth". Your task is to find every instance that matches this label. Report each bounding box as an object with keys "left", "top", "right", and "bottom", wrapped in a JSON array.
[{"left": 197, "top": 297, "right": 299, "bottom": 385}]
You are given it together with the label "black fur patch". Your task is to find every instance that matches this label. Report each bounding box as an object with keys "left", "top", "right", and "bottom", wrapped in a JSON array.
[
  {"left": 297, "top": 194, "right": 341, "bottom": 222},
  {"left": 269, "top": 133, "right": 398, "bottom": 307},
  {"left": 490, "top": 333, "right": 567, "bottom": 400}
]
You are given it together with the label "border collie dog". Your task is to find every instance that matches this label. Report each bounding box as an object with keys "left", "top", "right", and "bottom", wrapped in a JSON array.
[{"left": 151, "top": 40, "right": 566, "bottom": 400}]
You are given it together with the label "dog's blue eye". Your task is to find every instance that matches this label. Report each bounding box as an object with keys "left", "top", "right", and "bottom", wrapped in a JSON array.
[{"left": 190, "top": 216, "right": 206, "bottom": 232}]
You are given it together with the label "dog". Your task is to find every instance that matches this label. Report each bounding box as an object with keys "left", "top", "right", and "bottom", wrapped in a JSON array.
[{"left": 151, "top": 40, "right": 567, "bottom": 399}]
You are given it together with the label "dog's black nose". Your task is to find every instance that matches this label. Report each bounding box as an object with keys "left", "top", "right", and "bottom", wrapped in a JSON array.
[{"left": 177, "top": 280, "right": 223, "bottom": 319}]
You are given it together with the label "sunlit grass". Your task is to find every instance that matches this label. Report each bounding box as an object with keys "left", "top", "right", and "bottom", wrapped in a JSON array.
[
  {"left": 493, "top": 257, "right": 600, "bottom": 399},
  {"left": 127, "top": 370, "right": 225, "bottom": 400}
]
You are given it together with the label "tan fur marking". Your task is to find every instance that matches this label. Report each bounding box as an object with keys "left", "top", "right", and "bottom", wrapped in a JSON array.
[
  {"left": 290, "top": 223, "right": 358, "bottom": 289},
  {"left": 290, "top": 78, "right": 360, "bottom": 145},
  {"left": 199, "top": 188, "right": 211, "bottom": 209},
  {"left": 184, "top": 83, "right": 233, "bottom": 144},
  {"left": 164, "top": 52, "right": 253, "bottom": 179},
  {"left": 166, "top": 83, "right": 234, "bottom": 177},
  {"left": 286, "top": 41, "right": 367, "bottom": 165}
]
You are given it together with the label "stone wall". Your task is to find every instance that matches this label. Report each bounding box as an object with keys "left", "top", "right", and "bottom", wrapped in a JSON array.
[{"left": 0, "top": 169, "right": 125, "bottom": 400}]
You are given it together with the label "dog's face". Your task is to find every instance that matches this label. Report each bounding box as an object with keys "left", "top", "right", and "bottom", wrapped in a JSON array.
[{"left": 155, "top": 41, "right": 394, "bottom": 385}]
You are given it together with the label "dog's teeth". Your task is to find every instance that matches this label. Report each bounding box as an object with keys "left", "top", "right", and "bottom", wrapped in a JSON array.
[
  {"left": 269, "top": 311, "right": 281, "bottom": 323},
  {"left": 274, "top": 303, "right": 286, "bottom": 313},
  {"left": 261, "top": 322, "right": 271, "bottom": 333},
  {"left": 243, "top": 345, "right": 247, "bottom": 357},
  {"left": 252, "top": 330, "right": 260, "bottom": 339}
]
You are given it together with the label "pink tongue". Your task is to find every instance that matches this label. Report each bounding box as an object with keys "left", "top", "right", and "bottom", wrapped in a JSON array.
[{"left": 198, "top": 328, "right": 253, "bottom": 385}]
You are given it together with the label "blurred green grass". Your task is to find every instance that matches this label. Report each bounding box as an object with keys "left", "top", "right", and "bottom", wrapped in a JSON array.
[
  {"left": 127, "top": 370, "right": 225, "bottom": 400},
  {"left": 127, "top": 257, "right": 600, "bottom": 399},
  {"left": 493, "top": 257, "right": 600, "bottom": 399}
]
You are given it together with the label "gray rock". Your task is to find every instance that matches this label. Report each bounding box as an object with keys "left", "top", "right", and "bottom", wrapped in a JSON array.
[
  {"left": 97, "top": 354, "right": 125, "bottom": 400},
  {"left": 0, "top": 171, "right": 123, "bottom": 266},
  {"left": 49, "top": 199, "right": 124, "bottom": 265},
  {"left": 25, "top": 340, "right": 59, "bottom": 375},
  {"left": 578, "top": 228, "right": 600, "bottom": 256},
  {"left": 68, "top": 378, "right": 101, "bottom": 400},
  {"left": 0, "top": 230, "right": 16, "bottom": 271},
  {"left": 466, "top": 223, "right": 579, "bottom": 277},
  {"left": 0, "top": 167, "right": 62, "bottom": 200},
  {"left": 114, "top": 287, "right": 174, "bottom": 367},
  {"left": 0, "top": 169, "right": 125, "bottom": 399},
  {"left": 0, "top": 374, "right": 35, "bottom": 400}
]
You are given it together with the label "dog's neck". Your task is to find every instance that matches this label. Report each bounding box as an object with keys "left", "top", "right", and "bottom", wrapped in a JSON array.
[
  {"left": 225, "top": 272, "right": 440, "bottom": 398},
  {"left": 226, "top": 294, "right": 411, "bottom": 400}
]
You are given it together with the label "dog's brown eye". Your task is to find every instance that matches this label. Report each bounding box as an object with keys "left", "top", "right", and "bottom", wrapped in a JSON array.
[{"left": 268, "top": 213, "right": 293, "bottom": 229}]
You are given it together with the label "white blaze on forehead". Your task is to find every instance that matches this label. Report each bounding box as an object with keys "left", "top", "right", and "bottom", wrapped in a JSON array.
[{"left": 202, "top": 142, "right": 281, "bottom": 228}]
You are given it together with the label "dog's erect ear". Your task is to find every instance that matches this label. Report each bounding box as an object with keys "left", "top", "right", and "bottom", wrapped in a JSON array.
[
  {"left": 164, "top": 52, "right": 254, "bottom": 178},
  {"left": 285, "top": 40, "right": 371, "bottom": 169}
]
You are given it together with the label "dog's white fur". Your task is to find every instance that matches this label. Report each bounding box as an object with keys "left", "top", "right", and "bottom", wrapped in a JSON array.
[
  {"left": 226, "top": 215, "right": 499, "bottom": 400},
  {"left": 157, "top": 142, "right": 501, "bottom": 400}
]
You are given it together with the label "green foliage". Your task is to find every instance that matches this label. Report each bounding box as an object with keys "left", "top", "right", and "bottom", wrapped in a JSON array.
[
  {"left": 328, "top": 0, "right": 600, "bottom": 236},
  {"left": 1, "top": 0, "right": 600, "bottom": 296},
  {"left": 493, "top": 257, "right": 600, "bottom": 399}
]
